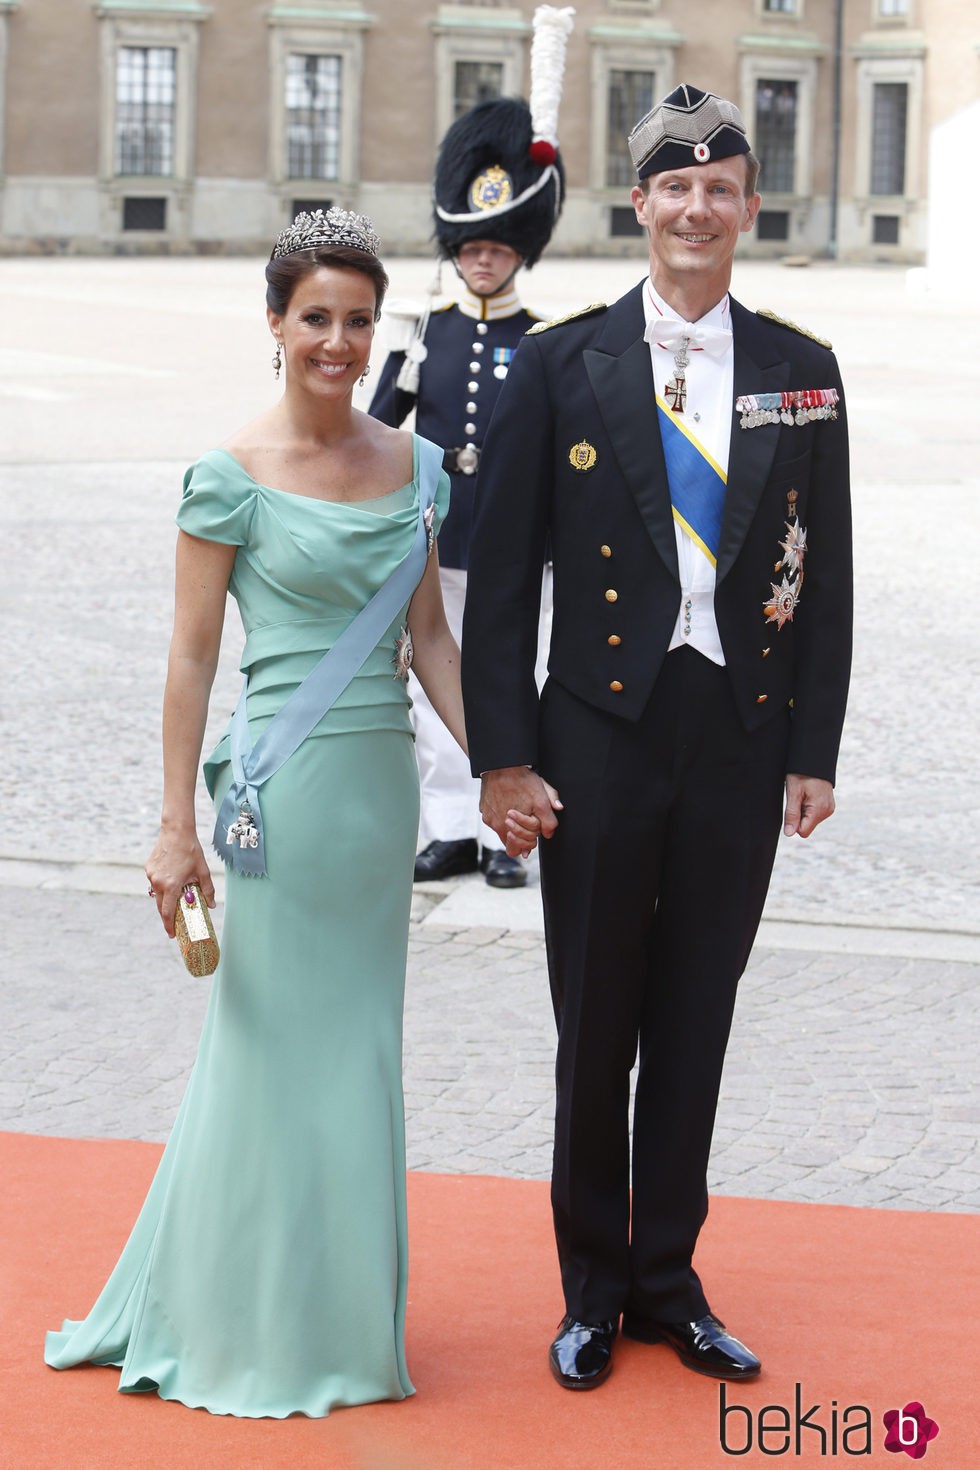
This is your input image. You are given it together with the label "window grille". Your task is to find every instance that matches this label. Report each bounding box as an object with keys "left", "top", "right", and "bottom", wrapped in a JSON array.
[
  {"left": 870, "top": 81, "right": 907, "bottom": 195},
  {"left": 115, "top": 46, "right": 176, "bottom": 176},
  {"left": 453, "top": 61, "right": 504, "bottom": 119},
  {"left": 286, "top": 53, "right": 342, "bottom": 180},
  {"left": 755, "top": 79, "right": 797, "bottom": 194},
  {"left": 607, "top": 70, "right": 655, "bottom": 188}
]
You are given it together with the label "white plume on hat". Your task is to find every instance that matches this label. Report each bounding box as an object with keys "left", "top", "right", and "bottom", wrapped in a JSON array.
[{"left": 529, "top": 6, "right": 575, "bottom": 154}]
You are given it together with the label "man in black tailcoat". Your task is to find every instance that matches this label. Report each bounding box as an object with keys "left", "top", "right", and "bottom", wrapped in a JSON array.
[{"left": 462, "top": 84, "right": 852, "bottom": 1389}]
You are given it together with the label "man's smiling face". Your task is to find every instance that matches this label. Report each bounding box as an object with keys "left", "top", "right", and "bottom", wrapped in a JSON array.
[{"left": 631, "top": 156, "right": 761, "bottom": 298}]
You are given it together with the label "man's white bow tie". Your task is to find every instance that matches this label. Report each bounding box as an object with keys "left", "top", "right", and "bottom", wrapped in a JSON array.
[{"left": 644, "top": 316, "right": 731, "bottom": 358}]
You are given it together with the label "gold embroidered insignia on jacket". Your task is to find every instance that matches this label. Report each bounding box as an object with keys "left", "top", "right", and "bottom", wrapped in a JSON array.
[
  {"left": 469, "top": 165, "right": 513, "bottom": 213},
  {"left": 569, "top": 441, "right": 598, "bottom": 472},
  {"left": 526, "top": 303, "right": 608, "bottom": 336},
  {"left": 757, "top": 309, "right": 832, "bottom": 351}
]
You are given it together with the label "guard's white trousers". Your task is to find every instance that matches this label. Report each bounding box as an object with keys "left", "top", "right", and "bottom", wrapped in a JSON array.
[{"left": 411, "top": 565, "right": 553, "bottom": 851}]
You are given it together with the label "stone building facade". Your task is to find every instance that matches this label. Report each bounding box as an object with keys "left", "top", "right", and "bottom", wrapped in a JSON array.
[{"left": 0, "top": 0, "right": 976, "bottom": 260}]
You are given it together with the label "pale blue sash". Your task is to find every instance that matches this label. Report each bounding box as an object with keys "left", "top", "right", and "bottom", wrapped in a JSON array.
[
  {"left": 214, "top": 436, "right": 443, "bottom": 876},
  {"left": 656, "top": 398, "right": 727, "bottom": 566}
]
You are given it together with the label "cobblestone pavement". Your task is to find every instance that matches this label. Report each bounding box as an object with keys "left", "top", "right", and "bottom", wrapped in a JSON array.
[
  {"left": 2, "top": 872, "right": 978, "bottom": 1212},
  {"left": 1, "top": 256, "right": 978, "bottom": 1216}
]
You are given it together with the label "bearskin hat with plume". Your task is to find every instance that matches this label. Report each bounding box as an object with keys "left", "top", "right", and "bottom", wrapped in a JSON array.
[
  {"left": 432, "top": 5, "right": 574, "bottom": 267},
  {"left": 432, "top": 96, "right": 565, "bottom": 268}
]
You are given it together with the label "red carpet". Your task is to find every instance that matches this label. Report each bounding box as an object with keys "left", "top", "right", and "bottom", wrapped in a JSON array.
[{"left": 2, "top": 1131, "right": 975, "bottom": 1468}]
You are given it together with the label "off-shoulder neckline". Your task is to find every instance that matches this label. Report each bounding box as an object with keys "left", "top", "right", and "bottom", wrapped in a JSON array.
[{"left": 206, "top": 438, "right": 418, "bottom": 508}]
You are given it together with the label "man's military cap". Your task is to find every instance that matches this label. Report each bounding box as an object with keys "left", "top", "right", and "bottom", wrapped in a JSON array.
[{"left": 628, "top": 83, "right": 751, "bottom": 181}]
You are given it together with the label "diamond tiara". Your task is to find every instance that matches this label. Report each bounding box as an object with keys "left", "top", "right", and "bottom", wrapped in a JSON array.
[{"left": 271, "top": 207, "right": 382, "bottom": 261}]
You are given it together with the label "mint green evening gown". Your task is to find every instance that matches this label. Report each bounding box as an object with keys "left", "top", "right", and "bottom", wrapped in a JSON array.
[{"left": 44, "top": 436, "right": 449, "bottom": 1418}]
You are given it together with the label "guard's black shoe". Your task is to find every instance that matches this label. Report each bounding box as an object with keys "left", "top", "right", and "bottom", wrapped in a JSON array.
[
  {"left": 413, "top": 838, "right": 479, "bottom": 882},
  {"left": 480, "top": 849, "right": 528, "bottom": 888},
  {"left": 548, "top": 1316, "right": 617, "bottom": 1390},
  {"left": 621, "top": 1311, "right": 761, "bottom": 1380}
]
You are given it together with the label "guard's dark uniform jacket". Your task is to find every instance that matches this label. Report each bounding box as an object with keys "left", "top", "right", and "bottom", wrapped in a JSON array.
[
  {"left": 463, "top": 281, "right": 852, "bottom": 785},
  {"left": 369, "top": 300, "right": 539, "bottom": 570}
]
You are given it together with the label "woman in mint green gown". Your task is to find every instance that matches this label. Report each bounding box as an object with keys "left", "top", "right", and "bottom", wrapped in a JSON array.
[{"left": 43, "top": 211, "right": 522, "bottom": 1418}]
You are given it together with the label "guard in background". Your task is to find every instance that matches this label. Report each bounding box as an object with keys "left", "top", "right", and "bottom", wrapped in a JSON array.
[{"left": 370, "top": 6, "right": 573, "bottom": 889}]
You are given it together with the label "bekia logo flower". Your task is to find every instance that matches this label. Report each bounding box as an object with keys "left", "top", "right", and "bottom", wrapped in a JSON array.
[{"left": 883, "top": 1402, "right": 939, "bottom": 1459}]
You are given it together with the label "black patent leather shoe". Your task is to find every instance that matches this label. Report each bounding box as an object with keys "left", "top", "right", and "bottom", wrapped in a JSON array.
[
  {"left": 480, "top": 849, "right": 528, "bottom": 888},
  {"left": 621, "top": 1311, "right": 760, "bottom": 1380},
  {"left": 413, "top": 838, "right": 479, "bottom": 881},
  {"left": 548, "top": 1316, "right": 617, "bottom": 1390}
]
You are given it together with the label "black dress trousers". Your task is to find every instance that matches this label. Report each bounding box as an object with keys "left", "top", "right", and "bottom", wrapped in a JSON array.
[{"left": 537, "top": 647, "right": 790, "bottom": 1324}]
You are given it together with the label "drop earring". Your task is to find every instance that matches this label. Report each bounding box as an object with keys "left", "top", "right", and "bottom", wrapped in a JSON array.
[
  {"left": 272, "top": 341, "right": 283, "bottom": 379},
  {"left": 359, "top": 363, "right": 371, "bottom": 388}
]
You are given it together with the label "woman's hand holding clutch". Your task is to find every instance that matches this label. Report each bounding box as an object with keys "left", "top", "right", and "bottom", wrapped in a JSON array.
[{"left": 146, "top": 822, "right": 216, "bottom": 939}]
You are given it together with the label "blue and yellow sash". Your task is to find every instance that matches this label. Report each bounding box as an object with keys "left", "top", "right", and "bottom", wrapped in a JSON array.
[{"left": 656, "top": 395, "right": 727, "bottom": 566}]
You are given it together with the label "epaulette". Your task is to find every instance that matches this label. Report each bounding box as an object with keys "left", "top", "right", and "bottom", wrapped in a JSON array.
[
  {"left": 757, "top": 308, "right": 832, "bottom": 351},
  {"left": 526, "top": 302, "right": 607, "bottom": 336}
]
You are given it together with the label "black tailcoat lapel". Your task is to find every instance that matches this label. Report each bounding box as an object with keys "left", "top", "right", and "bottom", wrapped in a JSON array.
[{"left": 583, "top": 283, "right": 679, "bottom": 581}]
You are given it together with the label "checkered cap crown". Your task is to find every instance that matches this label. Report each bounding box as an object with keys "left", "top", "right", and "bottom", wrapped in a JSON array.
[{"left": 628, "top": 83, "right": 750, "bottom": 180}]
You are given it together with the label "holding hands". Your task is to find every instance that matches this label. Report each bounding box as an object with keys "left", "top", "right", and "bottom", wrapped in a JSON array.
[{"left": 480, "top": 766, "right": 563, "bottom": 860}]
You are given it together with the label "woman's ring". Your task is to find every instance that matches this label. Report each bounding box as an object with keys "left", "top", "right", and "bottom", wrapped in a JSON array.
[{"left": 147, "top": 886, "right": 156, "bottom": 897}]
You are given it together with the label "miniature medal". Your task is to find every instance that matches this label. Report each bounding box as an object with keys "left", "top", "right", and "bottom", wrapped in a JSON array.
[
  {"left": 735, "top": 388, "right": 839, "bottom": 430},
  {"left": 493, "top": 347, "right": 513, "bottom": 380}
]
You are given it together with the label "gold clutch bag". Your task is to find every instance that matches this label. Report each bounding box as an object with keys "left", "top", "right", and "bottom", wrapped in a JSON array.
[{"left": 173, "top": 883, "right": 220, "bottom": 977}]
